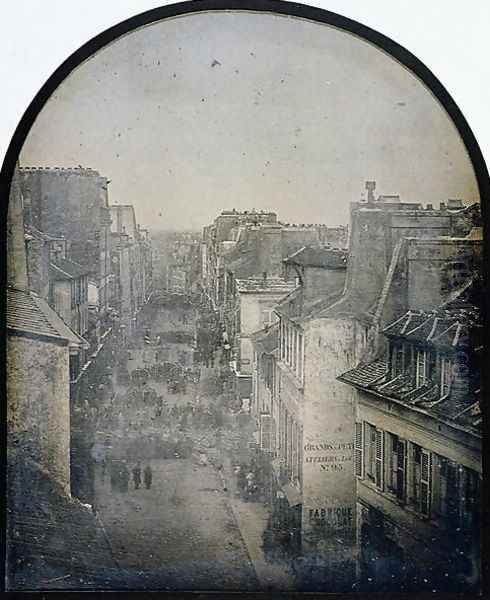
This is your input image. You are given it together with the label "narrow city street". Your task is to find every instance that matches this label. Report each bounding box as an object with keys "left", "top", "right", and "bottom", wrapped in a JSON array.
[{"left": 89, "top": 294, "right": 262, "bottom": 590}]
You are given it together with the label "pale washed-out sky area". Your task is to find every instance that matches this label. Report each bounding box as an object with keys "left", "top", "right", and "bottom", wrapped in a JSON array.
[{"left": 20, "top": 11, "right": 479, "bottom": 231}]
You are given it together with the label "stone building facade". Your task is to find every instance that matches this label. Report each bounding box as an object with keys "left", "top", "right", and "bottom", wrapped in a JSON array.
[
  {"left": 110, "top": 205, "right": 153, "bottom": 330},
  {"left": 339, "top": 294, "right": 482, "bottom": 593},
  {"left": 7, "top": 170, "right": 87, "bottom": 493},
  {"left": 18, "top": 166, "right": 113, "bottom": 316},
  {"left": 226, "top": 276, "right": 296, "bottom": 403},
  {"left": 249, "top": 183, "right": 482, "bottom": 590}
]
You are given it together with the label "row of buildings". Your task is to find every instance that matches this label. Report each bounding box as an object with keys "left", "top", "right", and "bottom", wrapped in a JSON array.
[
  {"left": 151, "top": 230, "right": 201, "bottom": 294},
  {"left": 6, "top": 165, "right": 153, "bottom": 587},
  {"left": 199, "top": 184, "right": 483, "bottom": 592}
]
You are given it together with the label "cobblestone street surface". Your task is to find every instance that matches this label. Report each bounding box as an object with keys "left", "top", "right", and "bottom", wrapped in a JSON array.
[
  {"left": 88, "top": 300, "right": 270, "bottom": 590},
  {"left": 95, "top": 458, "right": 259, "bottom": 590}
]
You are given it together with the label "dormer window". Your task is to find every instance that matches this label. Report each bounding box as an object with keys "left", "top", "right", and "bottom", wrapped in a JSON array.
[
  {"left": 415, "top": 349, "right": 427, "bottom": 388},
  {"left": 391, "top": 343, "right": 405, "bottom": 377},
  {"left": 440, "top": 356, "right": 453, "bottom": 397}
]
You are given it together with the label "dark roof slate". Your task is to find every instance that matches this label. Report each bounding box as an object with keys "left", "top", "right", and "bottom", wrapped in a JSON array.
[
  {"left": 338, "top": 360, "right": 388, "bottom": 387},
  {"left": 283, "top": 245, "right": 347, "bottom": 269},
  {"left": 50, "top": 257, "right": 90, "bottom": 280},
  {"left": 7, "top": 286, "right": 85, "bottom": 347}
]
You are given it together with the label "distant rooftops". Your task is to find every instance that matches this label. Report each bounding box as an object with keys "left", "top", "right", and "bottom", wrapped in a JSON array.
[
  {"left": 19, "top": 166, "right": 103, "bottom": 177},
  {"left": 220, "top": 209, "right": 277, "bottom": 216},
  {"left": 284, "top": 246, "right": 348, "bottom": 269},
  {"left": 359, "top": 180, "right": 477, "bottom": 214},
  {"left": 235, "top": 277, "right": 297, "bottom": 294}
]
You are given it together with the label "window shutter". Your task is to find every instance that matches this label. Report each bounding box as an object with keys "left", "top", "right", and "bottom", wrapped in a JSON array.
[
  {"left": 260, "top": 414, "right": 273, "bottom": 452},
  {"left": 420, "top": 449, "right": 432, "bottom": 516},
  {"left": 354, "top": 422, "right": 364, "bottom": 478},
  {"left": 396, "top": 440, "right": 406, "bottom": 501},
  {"left": 375, "top": 429, "right": 384, "bottom": 489}
]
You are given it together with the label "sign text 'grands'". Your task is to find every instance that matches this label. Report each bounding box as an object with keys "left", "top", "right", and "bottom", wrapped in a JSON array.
[{"left": 304, "top": 441, "right": 353, "bottom": 471}]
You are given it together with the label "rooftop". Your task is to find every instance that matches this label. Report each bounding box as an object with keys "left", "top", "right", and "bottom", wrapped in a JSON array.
[
  {"left": 383, "top": 305, "right": 482, "bottom": 351},
  {"left": 284, "top": 245, "right": 348, "bottom": 269},
  {"left": 235, "top": 277, "right": 297, "bottom": 294},
  {"left": 25, "top": 226, "right": 64, "bottom": 243},
  {"left": 49, "top": 258, "right": 90, "bottom": 281},
  {"left": 18, "top": 165, "right": 102, "bottom": 176},
  {"left": 7, "top": 286, "right": 87, "bottom": 348},
  {"left": 338, "top": 360, "right": 481, "bottom": 435},
  {"left": 250, "top": 321, "right": 279, "bottom": 352},
  {"left": 274, "top": 286, "right": 344, "bottom": 322}
]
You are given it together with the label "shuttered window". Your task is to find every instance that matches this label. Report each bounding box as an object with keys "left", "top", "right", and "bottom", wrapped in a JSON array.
[
  {"left": 396, "top": 439, "right": 406, "bottom": 502},
  {"left": 354, "top": 422, "right": 364, "bottom": 478},
  {"left": 298, "top": 333, "right": 303, "bottom": 381},
  {"left": 419, "top": 449, "right": 432, "bottom": 516},
  {"left": 364, "top": 422, "right": 384, "bottom": 489},
  {"left": 260, "top": 413, "right": 273, "bottom": 452},
  {"left": 375, "top": 429, "right": 384, "bottom": 490}
]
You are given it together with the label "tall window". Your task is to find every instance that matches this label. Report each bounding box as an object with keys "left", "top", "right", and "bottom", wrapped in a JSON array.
[
  {"left": 432, "top": 455, "right": 460, "bottom": 525},
  {"left": 292, "top": 328, "right": 297, "bottom": 371},
  {"left": 386, "top": 433, "right": 406, "bottom": 502},
  {"left": 364, "top": 423, "right": 383, "bottom": 489},
  {"left": 297, "top": 332, "right": 303, "bottom": 380},
  {"left": 70, "top": 281, "right": 76, "bottom": 309},
  {"left": 410, "top": 444, "right": 432, "bottom": 516},
  {"left": 297, "top": 424, "right": 303, "bottom": 485},
  {"left": 354, "top": 422, "right": 364, "bottom": 478}
]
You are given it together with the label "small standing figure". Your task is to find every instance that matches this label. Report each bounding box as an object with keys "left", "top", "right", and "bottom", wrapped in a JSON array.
[
  {"left": 144, "top": 464, "right": 153, "bottom": 489},
  {"left": 132, "top": 462, "right": 142, "bottom": 490}
]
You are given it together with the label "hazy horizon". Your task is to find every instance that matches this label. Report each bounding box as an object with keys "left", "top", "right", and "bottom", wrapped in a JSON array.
[{"left": 20, "top": 11, "right": 479, "bottom": 230}]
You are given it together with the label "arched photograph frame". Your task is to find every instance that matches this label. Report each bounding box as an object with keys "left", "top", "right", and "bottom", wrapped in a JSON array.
[{"left": 1, "top": 0, "right": 488, "bottom": 595}]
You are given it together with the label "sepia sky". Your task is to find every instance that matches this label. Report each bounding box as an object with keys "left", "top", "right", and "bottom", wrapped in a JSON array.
[{"left": 20, "top": 11, "right": 479, "bottom": 231}]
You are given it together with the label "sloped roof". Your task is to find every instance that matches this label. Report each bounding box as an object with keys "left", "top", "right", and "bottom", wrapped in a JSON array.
[
  {"left": 338, "top": 361, "right": 481, "bottom": 436},
  {"left": 235, "top": 277, "right": 296, "bottom": 294},
  {"left": 274, "top": 286, "right": 345, "bottom": 323},
  {"left": 25, "top": 226, "right": 63, "bottom": 242},
  {"left": 251, "top": 322, "right": 279, "bottom": 352},
  {"left": 7, "top": 287, "right": 87, "bottom": 348},
  {"left": 50, "top": 257, "right": 90, "bottom": 280},
  {"left": 283, "top": 245, "right": 347, "bottom": 269},
  {"left": 338, "top": 360, "right": 388, "bottom": 387},
  {"left": 383, "top": 307, "right": 481, "bottom": 350}
]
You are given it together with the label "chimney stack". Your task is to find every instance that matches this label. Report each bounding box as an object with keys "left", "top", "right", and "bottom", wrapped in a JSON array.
[
  {"left": 447, "top": 198, "right": 464, "bottom": 210},
  {"left": 365, "top": 180, "right": 376, "bottom": 203}
]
